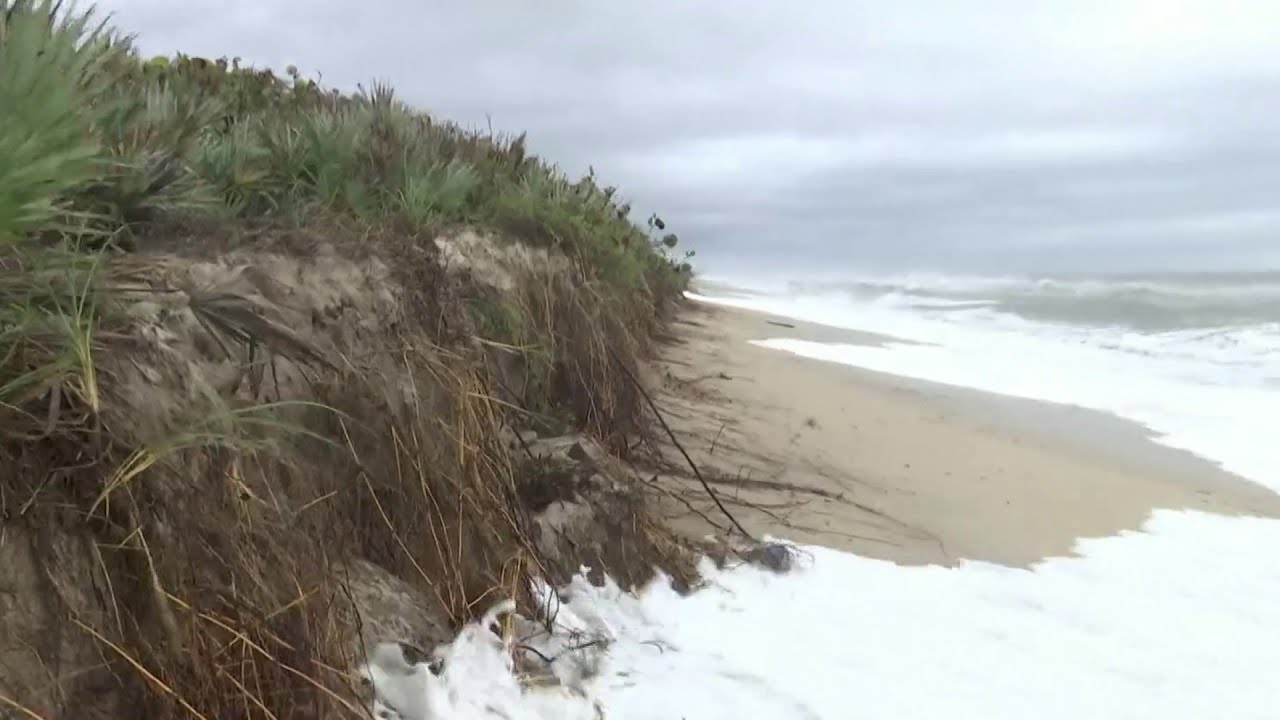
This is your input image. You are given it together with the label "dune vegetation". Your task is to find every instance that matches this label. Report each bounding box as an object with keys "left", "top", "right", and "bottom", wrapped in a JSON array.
[{"left": 0, "top": 1, "right": 696, "bottom": 717}]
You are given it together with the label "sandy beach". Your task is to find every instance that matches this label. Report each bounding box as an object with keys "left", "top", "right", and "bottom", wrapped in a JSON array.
[{"left": 651, "top": 298, "right": 1280, "bottom": 567}]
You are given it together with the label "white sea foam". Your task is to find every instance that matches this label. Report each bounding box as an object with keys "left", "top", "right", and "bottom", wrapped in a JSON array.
[
  {"left": 365, "top": 510, "right": 1280, "bottom": 720},
  {"left": 686, "top": 275, "right": 1280, "bottom": 492}
]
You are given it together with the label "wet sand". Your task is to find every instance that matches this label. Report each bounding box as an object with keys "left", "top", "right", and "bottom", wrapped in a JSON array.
[{"left": 650, "top": 299, "right": 1280, "bottom": 567}]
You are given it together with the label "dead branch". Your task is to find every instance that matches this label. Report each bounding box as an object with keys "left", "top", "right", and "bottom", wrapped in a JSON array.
[
  {"left": 641, "top": 474, "right": 731, "bottom": 536},
  {"left": 607, "top": 347, "right": 755, "bottom": 542}
]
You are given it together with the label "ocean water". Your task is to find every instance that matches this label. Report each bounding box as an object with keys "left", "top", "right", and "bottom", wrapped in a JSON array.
[{"left": 692, "top": 269, "right": 1280, "bottom": 492}]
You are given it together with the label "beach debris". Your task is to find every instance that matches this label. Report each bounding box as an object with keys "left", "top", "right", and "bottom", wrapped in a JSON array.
[{"left": 743, "top": 541, "right": 800, "bottom": 574}]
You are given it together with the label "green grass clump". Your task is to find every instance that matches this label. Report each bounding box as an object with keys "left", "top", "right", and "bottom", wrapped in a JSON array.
[
  {"left": 2, "top": 0, "right": 692, "bottom": 437},
  {"left": 2, "top": 0, "right": 693, "bottom": 275}
]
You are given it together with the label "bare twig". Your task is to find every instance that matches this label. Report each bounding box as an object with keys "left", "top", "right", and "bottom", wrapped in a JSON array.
[
  {"left": 516, "top": 644, "right": 554, "bottom": 664},
  {"left": 702, "top": 472, "right": 845, "bottom": 500},
  {"left": 606, "top": 347, "right": 754, "bottom": 542},
  {"left": 516, "top": 638, "right": 609, "bottom": 666},
  {"left": 486, "top": 373, "right": 540, "bottom": 461},
  {"left": 512, "top": 425, "right": 536, "bottom": 461},
  {"left": 641, "top": 474, "right": 730, "bottom": 536},
  {"left": 708, "top": 422, "right": 726, "bottom": 456}
]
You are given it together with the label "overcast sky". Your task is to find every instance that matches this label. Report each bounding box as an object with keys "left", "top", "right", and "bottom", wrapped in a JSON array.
[{"left": 103, "top": 1, "right": 1280, "bottom": 275}]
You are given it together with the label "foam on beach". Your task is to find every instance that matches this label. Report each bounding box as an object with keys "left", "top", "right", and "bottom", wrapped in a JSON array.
[
  {"left": 368, "top": 509, "right": 1280, "bottom": 719},
  {"left": 361, "top": 277, "right": 1280, "bottom": 719}
]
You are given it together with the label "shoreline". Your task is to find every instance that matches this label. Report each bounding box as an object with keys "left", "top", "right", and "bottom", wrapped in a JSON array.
[{"left": 652, "top": 298, "right": 1280, "bottom": 567}]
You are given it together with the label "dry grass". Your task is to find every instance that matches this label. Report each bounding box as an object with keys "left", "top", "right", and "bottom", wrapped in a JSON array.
[
  {"left": 2, "top": 3, "right": 696, "bottom": 716},
  {"left": 1, "top": 222, "right": 694, "bottom": 719}
]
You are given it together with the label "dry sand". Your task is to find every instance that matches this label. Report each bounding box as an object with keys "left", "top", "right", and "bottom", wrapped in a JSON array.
[{"left": 650, "top": 299, "right": 1280, "bottom": 567}]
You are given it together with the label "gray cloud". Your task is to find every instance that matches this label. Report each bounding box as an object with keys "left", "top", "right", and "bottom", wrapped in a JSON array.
[{"left": 104, "top": 0, "right": 1280, "bottom": 274}]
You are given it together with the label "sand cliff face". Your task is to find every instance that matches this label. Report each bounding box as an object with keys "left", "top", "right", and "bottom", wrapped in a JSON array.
[
  {"left": 1, "top": 6, "right": 698, "bottom": 714},
  {"left": 1, "top": 229, "right": 692, "bottom": 719}
]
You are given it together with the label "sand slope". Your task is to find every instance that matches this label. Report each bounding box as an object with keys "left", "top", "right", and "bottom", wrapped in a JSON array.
[{"left": 651, "top": 300, "right": 1280, "bottom": 566}]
